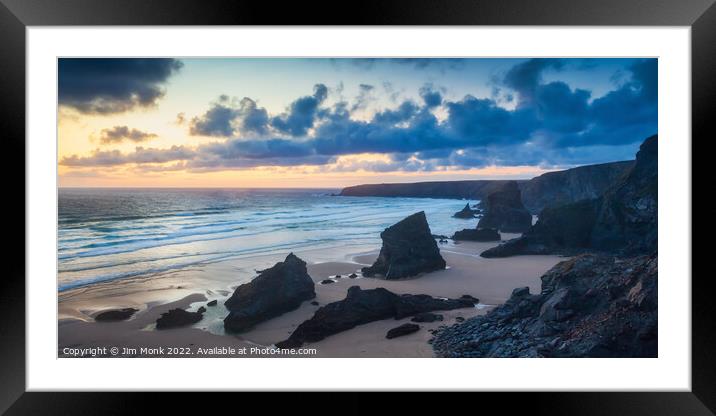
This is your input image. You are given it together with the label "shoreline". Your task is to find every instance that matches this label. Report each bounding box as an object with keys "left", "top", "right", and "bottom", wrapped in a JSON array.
[{"left": 58, "top": 238, "right": 566, "bottom": 358}]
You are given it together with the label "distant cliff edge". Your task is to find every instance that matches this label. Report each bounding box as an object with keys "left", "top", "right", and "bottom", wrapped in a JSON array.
[{"left": 338, "top": 160, "right": 634, "bottom": 214}]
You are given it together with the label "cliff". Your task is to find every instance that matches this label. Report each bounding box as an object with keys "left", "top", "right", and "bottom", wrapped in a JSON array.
[
  {"left": 339, "top": 180, "right": 519, "bottom": 202},
  {"left": 481, "top": 135, "right": 657, "bottom": 258},
  {"left": 339, "top": 161, "right": 633, "bottom": 214},
  {"left": 519, "top": 160, "right": 634, "bottom": 213}
]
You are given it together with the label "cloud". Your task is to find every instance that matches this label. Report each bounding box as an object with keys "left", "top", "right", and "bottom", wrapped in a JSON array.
[
  {"left": 338, "top": 58, "right": 467, "bottom": 72},
  {"left": 61, "top": 145, "right": 194, "bottom": 167},
  {"left": 270, "top": 84, "right": 328, "bottom": 136},
  {"left": 189, "top": 96, "right": 269, "bottom": 137},
  {"left": 503, "top": 58, "right": 565, "bottom": 106},
  {"left": 61, "top": 59, "right": 657, "bottom": 173},
  {"left": 351, "top": 84, "right": 376, "bottom": 111},
  {"left": 419, "top": 84, "right": 443, "bottom": 108},
  {"left": 58, "top": 58, "right": 183, "bottom": 114},
  {"left": 98, "top": 126, "right": 158, "bottom": 144}
]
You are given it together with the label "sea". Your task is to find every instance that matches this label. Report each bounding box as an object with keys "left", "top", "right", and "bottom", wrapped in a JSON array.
[{"left": 58, "top": 188, "right": 479, "bottom": 292}]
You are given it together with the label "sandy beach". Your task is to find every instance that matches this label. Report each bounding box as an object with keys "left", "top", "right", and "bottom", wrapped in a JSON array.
[{"left": 58, "top": 234, "right": 565, "bottom": 358}]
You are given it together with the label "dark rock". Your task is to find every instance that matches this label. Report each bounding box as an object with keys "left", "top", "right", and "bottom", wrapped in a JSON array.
[
  {"left": 275, "top": 286, "right": 475, "bottom": 348},
  {"left": 320, "top": 279, "right": 335, "bottom": 284},
  {"left": 460, "top": 294, "right": 480, "bottom": 303},
  {"left": 348, "top": 273, "right": 358, "bottom": 279},
  {"left": 361, "top": 211, "right": 446, "bottom": 279},
  {"left": 94, "top": 308, "right": 138, "bottom": 322},
  {"left": 451, "top": 228, "right": 500, "bottom": 242},
  {"left": 156, "top": 308, "right": 203, "bottom": 329},
  {"left": 453, "top": 203, "right": 477, "bottom": 219},
  {"left": 477, "top": 181, "right": 532, "bottom": 233},
  {"left": 481, "top": 135, "right": 657, "bottom": 258},
  {"left": 207, "top": 300, "right": 218, "bottom": 306},
  {"left": 432, "top": 234, "right": 449, "bottom": 240},
  {"left": 311, "top": 301, "right": 319, "bottom": 306},
  {"left": 335, "top": 275, "right": 342, "bottom": 278},
  {"left": 223, "top": 253, "right": 316, "bottom": 333},
  {"left": 411, "top": 312, "right": 443, "bottom": 323},
  {"left": 455, "top": 316, "right": 465, "bottom": 322},
  {"left": 197, "top": 306, "right": 206, "bottom": 314},
  {"left": 432, "top": 253, "right": 657, "bottom": 358},
  {"left": 386, "top": 323, "right": 421, "bottom": 339}
]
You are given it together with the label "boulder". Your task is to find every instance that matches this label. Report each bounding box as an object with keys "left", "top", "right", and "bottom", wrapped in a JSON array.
[
  {"left": 207, "top": 300, "right": 218, "bottom": 307},
  {"left": 223, "top": 253, "right": 316, "bottom": 333},
  {"left": 361, "top": 211, "right": 446, "bottom": 279},
  {"left": 156, "top": 308, "right": 203, "bottom": 329},
  {"left": 386, "top": 323, "right": 421, "bottom": 339},
  {"left": 94, "top": 308, "right": 138, "bottom": 322},
  {"left": 451, "top": 228, "right": 500, "bottom": 242},
  {"left": 275, "top": 286, "right": 475, "bottom": 348},
  {"left": 477, "top": 181, "right": 532, "bottom": 233},
  {"left": 348, "top": 273, "right": 358, "bottom": 279},
  {"left": 453, "top": 203, "right": 476, "bottom": 218},
  {"left": 320, "top": 279, "right": 335, "bottom": 284}
]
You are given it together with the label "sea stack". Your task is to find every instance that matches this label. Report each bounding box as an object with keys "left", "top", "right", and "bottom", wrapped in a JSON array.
[
  {"left": 452, "top": 203, "right": 476, "bottom": 219},
  {"left": 361, "top": 211, "right": 446, "bottom": 279},
  {"left": 224, "top": 253, "right": 316, "bottom": 332},
  {"left": 477, "top": 181, "right": 532, "bottom": 233}
]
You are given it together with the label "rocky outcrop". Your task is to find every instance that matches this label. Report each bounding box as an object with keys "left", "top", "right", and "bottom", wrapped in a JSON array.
[
  {"left": 94, "top": 308, "right": 138, "bottom": 322},
  {"left": 432, "top": 254, "right": 657, "bottom": 357},
  {"left": 476, "top": 181, "right": 532, "bottom": 233},
  {"left": 275, "top": 286, "right": 476, "bottom": 348},
  {"left": 361, "top": 211, "right": 446, "bottom": 279},
  {"left": 451, "top": 228, "right": 500, "bottom": 242},
  {"left": 482, "top": 135, "right": 657, "bottom": 258},
  {"left": 453, "top": 203, "right": 477, "bottom": 219},
  {"left": 223, "top": 253, "right": 316, "bottom": 333},
  {"left": 156, "top": 308, "right": 204, "bottom": 329},
  {"left": 386, "top": 323, "right": 420, "bottom": 339}
]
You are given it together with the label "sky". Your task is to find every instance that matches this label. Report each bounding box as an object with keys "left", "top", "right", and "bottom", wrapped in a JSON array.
[{"left": 58, "top": 58, "right": 657, "bottom": 188}]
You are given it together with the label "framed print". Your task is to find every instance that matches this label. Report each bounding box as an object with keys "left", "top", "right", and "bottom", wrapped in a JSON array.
[{"left": 1, "top": 0, "right": 713, "bottom": 414}]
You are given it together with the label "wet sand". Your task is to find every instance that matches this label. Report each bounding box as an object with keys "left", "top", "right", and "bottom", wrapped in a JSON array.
[{"left": 58, "top": 237, "right": 565, "bottom": 358}]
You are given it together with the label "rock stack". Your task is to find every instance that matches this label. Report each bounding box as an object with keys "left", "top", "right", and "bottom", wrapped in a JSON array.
[
  {"left": 361, "top": 211, "right": 446, "bottom": 279},
  {"left": 224, "top": 253, "right": 316, "bottom": 332}
]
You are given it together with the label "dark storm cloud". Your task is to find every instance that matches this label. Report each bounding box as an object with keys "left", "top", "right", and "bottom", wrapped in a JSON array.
[
  {"left": 61, "top": 58, "right": 657, "bottom": 172},
  {"left": 503, "top": 58, "right": 565, "bottom": 105},
  {"left": 419, "top": 84, "right": 443, "bottom": 108},
  {"left": 189, "top": 96, "right": 269, "bottom": 137},
  {"left": 270, "top": 84, "right": 328, "bottom": 136},
  {"left": 58, "top": 58, "right": 183, "bottom": 114},
  {"left": 98, "top": 126, "right": 158, "bottom": 144}
]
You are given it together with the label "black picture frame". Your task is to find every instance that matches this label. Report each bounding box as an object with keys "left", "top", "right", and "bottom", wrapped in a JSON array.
[{"left": 1, "top": 0, "right": 711, "bottom": 414}]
